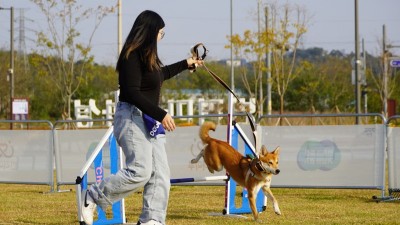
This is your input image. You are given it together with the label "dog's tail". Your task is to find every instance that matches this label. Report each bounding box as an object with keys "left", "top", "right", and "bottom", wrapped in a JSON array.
[{"left": 199, "top": 121, "right": 216, "bottom": 144}]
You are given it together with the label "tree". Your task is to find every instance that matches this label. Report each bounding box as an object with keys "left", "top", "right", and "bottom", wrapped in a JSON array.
[
  {"left": 30, "top": 0, "right": 115, "bottom": 119},
  {"left": 269, "top": 2, "right": 308, "bottom": 115},
  {"left": 368, "top": 48, "right": 397, "bottom": 117},
  {"left": 228, "top": 2, "right": 309, "bottom": 118},
  {"left": 229, "top": 30, "right": 266, "bottom": 119}
]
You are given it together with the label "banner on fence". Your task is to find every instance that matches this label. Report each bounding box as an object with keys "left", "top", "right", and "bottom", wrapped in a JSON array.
[
  {"left": 261, "top": 124, "right": 385, "bottom": 189},
  {"left": 0, "top": 130, "right": 53, "bottom": 185}
]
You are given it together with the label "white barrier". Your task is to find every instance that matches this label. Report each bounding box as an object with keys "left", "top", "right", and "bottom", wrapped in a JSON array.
[
  {"left": 52, "top": 121, "right": 386, "bottom": 191},
  {"left": 167, "top": 99, "right": 194, "bottom": 122},
  {"left": 166, "top": 125, "right": 228, "bottom": 183},
  {"left": 0, "top": 114, "right": 389, "bottom": 197},
  {"left": 53, "top": 123, "right": 231, "bottom": 187},
  {"left": 54, "top": 128, "right": 115, "bottom": 187},
  {"left": 198, "top": 98, "right": 224, "bottom": 125},
  {"left": 74, "top": 99, "right": 116, "bottom": 128},
  {"left": 386, "top": 116, "right": 400, "bottom": 201},
  {"left": 260, "top": 124, "right": 385, "bottom": 189},
  {"left": 74, "top": 100, "right": 92, "bottom": 128},
  {"left": 0, "top": 120, "right": 54, "bottom": 192},
  {"left": 387, "top": 128, "right": 399, "bottom": 190}
]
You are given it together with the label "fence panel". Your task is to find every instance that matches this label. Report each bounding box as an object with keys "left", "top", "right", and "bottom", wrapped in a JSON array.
[
  {"left": 54, "top": 128, "right": 114, "bottom": 186},
  {"left": 387, "top": 116, "right": 400, "bottom": 198},
  {"left": 260, "top": 124, "right": 385, "bottom": 189},
  {"left": 56, "top": 125, "right": 230, "bottom": 186},
  {"left": 0, "top": 120, "right": 54, "bottom": 190},
  {"left": 166, "top": 125, "right": 229, "bottom": 184}
]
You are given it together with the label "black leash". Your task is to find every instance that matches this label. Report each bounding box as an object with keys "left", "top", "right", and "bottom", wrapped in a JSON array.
[{"left": 190, "top": 43, "right": 258, "bottom": 153}]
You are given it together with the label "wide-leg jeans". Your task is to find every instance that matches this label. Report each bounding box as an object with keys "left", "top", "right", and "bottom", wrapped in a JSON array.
[{"left": 89, "top": 101, "right": 171, "bottom": 224}]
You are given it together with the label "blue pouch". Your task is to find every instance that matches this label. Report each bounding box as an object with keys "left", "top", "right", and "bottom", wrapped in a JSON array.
[{"left": 143, "top": 114, "right": 165, "bottom": 137}]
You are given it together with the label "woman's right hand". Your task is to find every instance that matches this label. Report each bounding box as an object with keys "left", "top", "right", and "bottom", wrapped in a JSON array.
[
  {"left": 187, "top": 57, "right": 203, "bottom": 69},
  {"left": 162, "top": 113, "right": 176, "bottom": 132}
]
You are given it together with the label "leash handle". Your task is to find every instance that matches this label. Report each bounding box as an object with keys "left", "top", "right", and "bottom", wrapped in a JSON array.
[{"left": 189, "top": 43, "right": 208, "bottom": 73}]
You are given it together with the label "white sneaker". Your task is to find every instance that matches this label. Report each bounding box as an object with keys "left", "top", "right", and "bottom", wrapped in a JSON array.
[
  {"left": 139, "top": 219, "right": 163, "bottom": 225},
  {"left": 81, "top": 190, "right": 97, "bottom": 225}
]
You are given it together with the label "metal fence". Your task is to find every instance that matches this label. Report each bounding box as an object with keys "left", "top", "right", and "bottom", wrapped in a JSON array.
[
  {"left": 386, "top": 116, "right": 400, "bottom": 200},
  {"left": 0, "top": 113, "right": 397, "bottom": 199},
  {"left": 0, "top": 120, "right": 54, "bottom": 192}
]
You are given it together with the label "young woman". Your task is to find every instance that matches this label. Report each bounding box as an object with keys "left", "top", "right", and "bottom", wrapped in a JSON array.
[{"left": 81, "top": 10, "right": 202, "bottom": 225}]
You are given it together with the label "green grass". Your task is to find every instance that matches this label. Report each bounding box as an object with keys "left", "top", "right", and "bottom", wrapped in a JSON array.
[{"left": 0, "top": 184, "right": 399, "bottom": 225}]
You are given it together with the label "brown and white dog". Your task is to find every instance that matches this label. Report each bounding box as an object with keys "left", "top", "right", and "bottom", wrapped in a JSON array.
[{"left": 191, "top": 121, "right": 281, "bottom": 221}]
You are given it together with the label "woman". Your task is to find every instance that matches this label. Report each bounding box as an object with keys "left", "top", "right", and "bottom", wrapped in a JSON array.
[{"left": 81, "top": 10, "right": 202, "bottom": 225}]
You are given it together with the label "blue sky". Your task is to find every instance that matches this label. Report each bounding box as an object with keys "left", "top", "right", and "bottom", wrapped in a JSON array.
[{"left": 0, "top": 0, "right": 399, "bottom": 65}]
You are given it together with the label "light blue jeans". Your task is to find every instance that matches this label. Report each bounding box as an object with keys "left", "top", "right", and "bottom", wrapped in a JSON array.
[{"left": 89, "top": 101, "right": 171, "bottom": 225}]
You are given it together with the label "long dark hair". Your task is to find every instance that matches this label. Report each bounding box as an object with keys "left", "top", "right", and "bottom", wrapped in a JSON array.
[{"left": 116, "top": 10, "right": 165, "bottom": 72}]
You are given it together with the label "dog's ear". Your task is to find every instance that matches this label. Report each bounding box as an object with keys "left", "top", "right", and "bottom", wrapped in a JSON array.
[
  {"left": 260, "top": 145, "right": 268, "bottom": 155},
  {"left": 271, "top": 146, "right": 280, "bottom": 155}
]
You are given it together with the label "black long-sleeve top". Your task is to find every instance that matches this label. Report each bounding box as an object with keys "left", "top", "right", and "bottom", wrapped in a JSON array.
[{"left": 118, "top": 51, "right": 189, "bottom": 122}]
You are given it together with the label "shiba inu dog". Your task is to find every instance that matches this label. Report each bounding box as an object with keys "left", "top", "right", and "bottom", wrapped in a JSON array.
[{"left": 191, "top": 121, "right": 281, "bottom": 221}]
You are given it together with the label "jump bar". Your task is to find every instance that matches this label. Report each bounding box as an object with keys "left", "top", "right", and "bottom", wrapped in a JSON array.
[{"left": 170, "top": 176, "right": 228, "bottom": 184}]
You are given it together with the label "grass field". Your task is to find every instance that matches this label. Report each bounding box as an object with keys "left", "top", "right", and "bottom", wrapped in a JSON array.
[{"left": 0, "top": 183, "right": 399, "bottom": 225}]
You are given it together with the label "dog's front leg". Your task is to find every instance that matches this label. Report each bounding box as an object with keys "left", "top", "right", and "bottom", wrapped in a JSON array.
[
  {"left": 262, "top": 186, "right": 281, "bottom": 215},
  {"left": 190, "top": 149, "right": 205, "bottom": 164},
  {"left": 247, "top": 189, "right": 260, "bottom": 222}
]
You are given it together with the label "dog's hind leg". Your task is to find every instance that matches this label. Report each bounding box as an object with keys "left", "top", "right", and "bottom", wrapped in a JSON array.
[
  {"left": 262, "top": 186, "right": 281, "bottom": 215},
  {"left": 191, "top": 149, "right": 205, "bottom": 164}
]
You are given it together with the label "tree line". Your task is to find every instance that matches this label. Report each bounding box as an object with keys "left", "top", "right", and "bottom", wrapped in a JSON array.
[
  {"left": 0, "top": 46, "right": 398, "bottom": 121},
  {"left": 0, "top": 0, "right": 398, "bottom": 122}
]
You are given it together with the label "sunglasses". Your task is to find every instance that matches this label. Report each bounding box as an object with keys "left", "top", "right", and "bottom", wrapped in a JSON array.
[{"left": 159, "top": 31, "right": 165, "bottom": 39}]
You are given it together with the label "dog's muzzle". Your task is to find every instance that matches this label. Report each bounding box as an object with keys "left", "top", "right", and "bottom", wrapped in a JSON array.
[{"left": 255, "top": 160, "right": 280, "bottom": 175}]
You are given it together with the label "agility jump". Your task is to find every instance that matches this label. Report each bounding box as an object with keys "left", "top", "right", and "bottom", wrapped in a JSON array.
[{"left": 75, "top": 119, "right": 267, "bottom": 224}]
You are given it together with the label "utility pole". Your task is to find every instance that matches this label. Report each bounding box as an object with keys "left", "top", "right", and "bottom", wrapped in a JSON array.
[
  {"left": 227, "top": 0, "right": 234, "bottom": 146},
  {"left": 11, "top": 7, "right": 14, "bottom": 120},
  {"left": 257, "top": 0, "right": 263, "bottom": 117},
  {"left": 230, "top": 0, "right": 234, "bottom": 93},
  {"left": 383, "top": 25, "right": 400, "bottom": 118},
  {"left": 17, "top": 8, "right": 29, "bottom": 72},
  {"left": 117, "top": 0, "right": 122, "bottom": 54},
  {"left": 1, "top": 6, "right": 14, "bottom": 126},
  {"left": 362, "top": 38, "right": 367, "bottom": 114},
  {"left": 383, "top": 25, "right": 388, "bottom": 118},
  {"left": 354, "top": 0, "right": 361, "bottom": 124},
  {"left": 265, "top": 6, "right": 272, "bottom": 116},
  {"left": 361, "top": 38, "right": 369, "bottom": 124}
]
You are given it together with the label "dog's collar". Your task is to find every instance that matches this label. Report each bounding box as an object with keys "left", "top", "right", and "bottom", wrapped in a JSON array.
[
  {"left": 251, "top": 158, "right": 267, "bottom": 173},
  {"left": 244, "top": 159, "right": 266, "bottom": 183}
]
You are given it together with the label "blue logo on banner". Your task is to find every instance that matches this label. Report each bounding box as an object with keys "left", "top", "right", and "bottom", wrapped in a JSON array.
[{"left": 297, "top": 140, "right": 341, "bottom": 171}]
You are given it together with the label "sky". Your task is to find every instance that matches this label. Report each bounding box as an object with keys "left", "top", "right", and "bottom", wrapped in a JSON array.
[{"left": 0, "top": 0, "right": 399, "bottom": 66}]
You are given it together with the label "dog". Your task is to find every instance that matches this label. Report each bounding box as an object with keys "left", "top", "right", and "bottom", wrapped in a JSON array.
[{"left": 191, "top": 121, "right": 281, "bottom": 221}]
